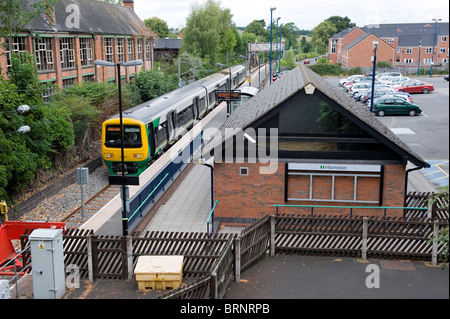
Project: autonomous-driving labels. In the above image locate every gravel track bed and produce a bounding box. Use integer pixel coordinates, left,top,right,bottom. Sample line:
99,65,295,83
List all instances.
18,167,110,223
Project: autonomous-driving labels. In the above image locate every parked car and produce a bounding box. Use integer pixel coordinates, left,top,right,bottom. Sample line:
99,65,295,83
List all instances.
303,59,310,64
372,97,422,117
339,75,363,87
376,72,402,78
363,88,396,103
395,81,434,94
444,74,449,81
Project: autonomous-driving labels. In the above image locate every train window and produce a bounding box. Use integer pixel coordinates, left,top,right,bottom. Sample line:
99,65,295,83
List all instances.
155,122,168,146
105,125,142,148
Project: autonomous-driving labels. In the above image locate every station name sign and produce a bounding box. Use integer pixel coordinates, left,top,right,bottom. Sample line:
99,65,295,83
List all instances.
288,163,382,173
216,90,241,102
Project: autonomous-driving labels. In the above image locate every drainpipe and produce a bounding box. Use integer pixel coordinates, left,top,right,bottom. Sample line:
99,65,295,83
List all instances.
404,163,430,208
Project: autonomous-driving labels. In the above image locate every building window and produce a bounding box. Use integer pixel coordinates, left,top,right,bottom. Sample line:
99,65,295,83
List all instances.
426,48,432,54
406,48,413,54
330,40,337,54
4,36,27,68
440,48,446,54
105,38,113,62
443,58,449,63
441,36,447,42
60,38,75,69
128,38,134,60
145,38,151,61
137,38,143,60
386,38,395,43
117,38,124,63
41,80,57,103
404,58,414,63
80,38,93,67
35,37,54,71
62,77,77,89
82,74,95,82
423,58,432,64
240,167,249,176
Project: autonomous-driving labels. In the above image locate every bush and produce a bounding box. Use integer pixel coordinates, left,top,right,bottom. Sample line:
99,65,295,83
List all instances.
308,63,344,76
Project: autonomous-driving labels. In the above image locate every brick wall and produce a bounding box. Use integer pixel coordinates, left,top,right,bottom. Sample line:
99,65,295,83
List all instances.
329,28,366,64
343,34,395,68
214,162,407,221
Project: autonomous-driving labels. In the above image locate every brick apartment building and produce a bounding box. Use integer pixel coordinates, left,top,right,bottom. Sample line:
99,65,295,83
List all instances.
0,0,156,99
329,22,449,68
201,65,428,224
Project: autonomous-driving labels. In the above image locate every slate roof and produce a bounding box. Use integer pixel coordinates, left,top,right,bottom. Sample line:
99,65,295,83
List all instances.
14,0,155,37
332,22,449,47
201,65,428,168
154,38,181,50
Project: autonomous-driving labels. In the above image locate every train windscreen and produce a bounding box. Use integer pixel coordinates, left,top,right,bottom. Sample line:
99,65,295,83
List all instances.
105,125,142,148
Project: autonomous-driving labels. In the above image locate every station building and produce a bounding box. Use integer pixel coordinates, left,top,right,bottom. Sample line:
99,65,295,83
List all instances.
201,65,429,224
0,0,155,98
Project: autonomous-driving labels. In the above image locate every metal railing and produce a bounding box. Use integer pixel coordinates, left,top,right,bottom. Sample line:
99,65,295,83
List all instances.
207,200,219,236
0,245,31,299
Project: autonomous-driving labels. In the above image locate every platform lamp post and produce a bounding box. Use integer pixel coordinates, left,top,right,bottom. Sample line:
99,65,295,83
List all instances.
275,17,280,74
369,41,378,114
417,41,422,76
94,59,143,236
430,18,442,78
269,7,276,84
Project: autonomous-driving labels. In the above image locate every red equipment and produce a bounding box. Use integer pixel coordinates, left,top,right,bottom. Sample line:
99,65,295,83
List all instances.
0,221,65,276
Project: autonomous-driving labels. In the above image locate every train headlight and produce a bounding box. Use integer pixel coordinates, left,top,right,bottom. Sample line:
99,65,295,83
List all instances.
133,153,143,159
105,153,114,158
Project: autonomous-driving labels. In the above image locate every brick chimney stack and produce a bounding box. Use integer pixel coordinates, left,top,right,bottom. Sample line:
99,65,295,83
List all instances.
123,0,134,11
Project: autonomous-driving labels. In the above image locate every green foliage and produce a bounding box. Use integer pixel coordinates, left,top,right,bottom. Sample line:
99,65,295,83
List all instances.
311,21,336,55
182,0,235,64
281,51,297,70
377,61,392,68
0,52,73,203
144,17,171,38
308,63,344,76
129,69,178,104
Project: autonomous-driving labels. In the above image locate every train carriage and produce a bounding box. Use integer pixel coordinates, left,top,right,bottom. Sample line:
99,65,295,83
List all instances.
102,65,246,176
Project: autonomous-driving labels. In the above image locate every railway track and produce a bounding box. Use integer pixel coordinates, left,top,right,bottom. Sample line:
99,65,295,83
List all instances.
61,184,121,228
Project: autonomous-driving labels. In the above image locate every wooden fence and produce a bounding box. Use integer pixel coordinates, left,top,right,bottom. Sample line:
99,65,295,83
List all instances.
405,191,449,220
41,211,449,299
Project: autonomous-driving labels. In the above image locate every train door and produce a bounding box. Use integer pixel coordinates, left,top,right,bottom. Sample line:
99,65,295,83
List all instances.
148,123,156,158
168,111,176,141
193,97,199,120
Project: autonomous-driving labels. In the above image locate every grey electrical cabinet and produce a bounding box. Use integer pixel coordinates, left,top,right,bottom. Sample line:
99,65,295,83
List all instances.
0,280,10,299
29,229,65,299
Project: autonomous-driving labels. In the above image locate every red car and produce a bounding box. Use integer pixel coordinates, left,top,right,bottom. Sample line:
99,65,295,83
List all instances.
303,59,310,65
395,81,434,94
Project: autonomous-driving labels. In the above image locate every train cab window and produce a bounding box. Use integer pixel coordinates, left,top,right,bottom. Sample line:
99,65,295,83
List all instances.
105,125,142,148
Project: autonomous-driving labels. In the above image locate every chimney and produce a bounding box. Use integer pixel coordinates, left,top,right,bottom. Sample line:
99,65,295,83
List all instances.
123,0,134,11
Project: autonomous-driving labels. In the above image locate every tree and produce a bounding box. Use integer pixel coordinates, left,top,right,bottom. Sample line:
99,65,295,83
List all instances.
244,20,269,40
144,17,171,39
182,0,235,65
311,21,337,55
325,16,356,34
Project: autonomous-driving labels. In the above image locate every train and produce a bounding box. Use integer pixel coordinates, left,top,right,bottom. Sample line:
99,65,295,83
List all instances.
102,64,247,176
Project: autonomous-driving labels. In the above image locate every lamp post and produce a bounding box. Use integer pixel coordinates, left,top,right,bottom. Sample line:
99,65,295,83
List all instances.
275,17,280,75
417,41,422,76
269,7,276,85
279,23,283,72
94,59,143,236
370,41,378,114
430,18,441,77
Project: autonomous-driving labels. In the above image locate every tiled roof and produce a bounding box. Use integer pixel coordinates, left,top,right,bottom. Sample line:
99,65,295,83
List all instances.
19,0,155,37
202,65,428,168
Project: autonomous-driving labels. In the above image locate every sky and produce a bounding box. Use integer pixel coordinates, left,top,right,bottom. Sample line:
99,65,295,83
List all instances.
132,0,449,31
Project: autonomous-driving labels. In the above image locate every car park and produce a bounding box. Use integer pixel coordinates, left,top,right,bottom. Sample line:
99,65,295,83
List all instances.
372,97,422,117
376,72,403,78
395,81,434,94
339,74,364,87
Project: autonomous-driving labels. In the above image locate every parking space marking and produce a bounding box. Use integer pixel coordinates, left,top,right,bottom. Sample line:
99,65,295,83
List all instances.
422,160,449,187
390,128,416,135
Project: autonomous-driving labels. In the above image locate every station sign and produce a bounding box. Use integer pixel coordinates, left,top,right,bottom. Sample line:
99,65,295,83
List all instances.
288,163,382,173
109,175,140,186
216,90,241,102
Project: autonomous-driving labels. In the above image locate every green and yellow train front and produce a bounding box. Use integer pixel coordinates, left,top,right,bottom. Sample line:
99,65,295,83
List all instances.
102,118,150,176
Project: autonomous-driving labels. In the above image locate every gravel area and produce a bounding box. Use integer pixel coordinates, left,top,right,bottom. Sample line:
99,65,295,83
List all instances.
18,166,110,223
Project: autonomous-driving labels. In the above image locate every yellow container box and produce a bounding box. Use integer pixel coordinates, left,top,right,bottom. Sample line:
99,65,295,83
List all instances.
134,255,184,290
